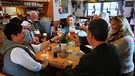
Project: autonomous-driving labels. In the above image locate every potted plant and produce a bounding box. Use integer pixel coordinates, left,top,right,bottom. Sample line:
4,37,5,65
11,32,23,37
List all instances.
60,35,70,44
59,35,70,58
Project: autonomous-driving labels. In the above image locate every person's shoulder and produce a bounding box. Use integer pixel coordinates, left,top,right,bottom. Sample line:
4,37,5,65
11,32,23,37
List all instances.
108,44,118,50
119,35,134,44
81,51,94,59
12,47,24,51
124,35,134,45
80,53,91,61
124,35,133,40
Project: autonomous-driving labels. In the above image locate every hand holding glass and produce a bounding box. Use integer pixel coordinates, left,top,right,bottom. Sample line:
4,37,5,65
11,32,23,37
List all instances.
57,28,63,36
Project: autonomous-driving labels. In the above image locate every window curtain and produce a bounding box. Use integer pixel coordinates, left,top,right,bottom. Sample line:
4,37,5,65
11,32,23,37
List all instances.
117,0,125,15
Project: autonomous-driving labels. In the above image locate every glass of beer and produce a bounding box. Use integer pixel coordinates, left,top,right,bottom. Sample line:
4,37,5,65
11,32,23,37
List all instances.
43,33,47,42
69,27,75,39
34,30,40,38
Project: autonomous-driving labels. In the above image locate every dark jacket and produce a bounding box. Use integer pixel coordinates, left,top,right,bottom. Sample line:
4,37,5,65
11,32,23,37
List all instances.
64,43,121,76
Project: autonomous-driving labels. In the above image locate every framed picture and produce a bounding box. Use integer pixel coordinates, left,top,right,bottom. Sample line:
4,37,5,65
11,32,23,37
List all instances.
61,0,68,13
125,1,134,7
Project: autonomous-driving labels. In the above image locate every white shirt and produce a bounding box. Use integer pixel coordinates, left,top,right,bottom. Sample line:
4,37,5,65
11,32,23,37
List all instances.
21,20,35,39
10,44,42,72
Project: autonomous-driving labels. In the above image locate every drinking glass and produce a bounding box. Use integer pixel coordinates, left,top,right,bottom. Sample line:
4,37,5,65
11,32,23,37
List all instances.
69,41,79,55
69,27,75,39
67,41,75,53
34,30,40,38
41,50,47,59
43,33,47,42
57,28,63,36
34,29,40,44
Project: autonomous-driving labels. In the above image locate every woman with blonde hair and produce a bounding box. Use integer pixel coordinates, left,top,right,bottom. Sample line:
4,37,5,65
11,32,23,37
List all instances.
106,16,134,76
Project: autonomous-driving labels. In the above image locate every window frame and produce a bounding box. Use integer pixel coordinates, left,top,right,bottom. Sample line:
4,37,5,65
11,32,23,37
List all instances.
87,1,118,16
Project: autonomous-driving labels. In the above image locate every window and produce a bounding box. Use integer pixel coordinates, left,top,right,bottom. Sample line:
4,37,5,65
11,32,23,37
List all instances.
88,3,101,15
88,2,118,16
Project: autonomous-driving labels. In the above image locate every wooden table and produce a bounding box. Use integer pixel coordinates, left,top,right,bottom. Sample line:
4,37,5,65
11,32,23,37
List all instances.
36,43,84,69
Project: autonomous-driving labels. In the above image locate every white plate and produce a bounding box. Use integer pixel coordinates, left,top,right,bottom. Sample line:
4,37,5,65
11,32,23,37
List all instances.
77,30,87,37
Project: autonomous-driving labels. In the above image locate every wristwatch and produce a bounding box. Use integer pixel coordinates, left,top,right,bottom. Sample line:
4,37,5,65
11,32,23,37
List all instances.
49,39,53,43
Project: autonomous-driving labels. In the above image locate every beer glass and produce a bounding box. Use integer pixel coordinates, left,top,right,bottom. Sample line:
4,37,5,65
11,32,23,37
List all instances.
69,27,75,39
34,30,40,38
43,33,47,42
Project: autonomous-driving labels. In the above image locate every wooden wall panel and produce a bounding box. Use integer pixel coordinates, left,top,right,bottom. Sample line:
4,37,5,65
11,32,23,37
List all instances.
46,0,53,21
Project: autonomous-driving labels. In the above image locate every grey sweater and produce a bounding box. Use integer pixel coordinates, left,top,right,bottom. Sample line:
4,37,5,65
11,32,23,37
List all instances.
109,35,134,74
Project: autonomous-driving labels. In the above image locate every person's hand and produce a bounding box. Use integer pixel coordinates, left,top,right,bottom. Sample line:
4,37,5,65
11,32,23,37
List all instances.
41,59,49,69
42,59,49,67
30,37,39,44
51,36,60,42
80,26,87,33
62,60,72,68
28,26,34,31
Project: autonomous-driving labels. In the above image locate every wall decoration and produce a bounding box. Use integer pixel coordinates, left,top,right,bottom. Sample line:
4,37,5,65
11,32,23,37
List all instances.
61,0,68,13
72,1,81,12
58,6,63,14
125,1,134,7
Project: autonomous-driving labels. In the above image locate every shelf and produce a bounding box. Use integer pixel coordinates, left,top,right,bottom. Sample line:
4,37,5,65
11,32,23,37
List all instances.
21,0,50,2
23,6,46,8
1,6,24,7
1,1,49,7
0,0,49,22
3,0,50,2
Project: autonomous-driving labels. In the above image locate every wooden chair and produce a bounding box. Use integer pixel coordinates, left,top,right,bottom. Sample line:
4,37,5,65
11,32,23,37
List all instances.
40,21,52,39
